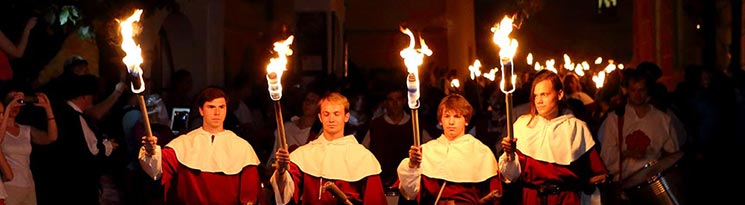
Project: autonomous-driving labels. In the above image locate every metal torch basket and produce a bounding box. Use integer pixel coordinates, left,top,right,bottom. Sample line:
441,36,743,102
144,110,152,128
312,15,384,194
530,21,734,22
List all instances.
621,152,687,205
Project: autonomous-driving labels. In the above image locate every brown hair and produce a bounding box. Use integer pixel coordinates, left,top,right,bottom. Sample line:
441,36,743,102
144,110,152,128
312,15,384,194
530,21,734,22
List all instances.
318,92,350,113
195,86,228,108
437,94,474,123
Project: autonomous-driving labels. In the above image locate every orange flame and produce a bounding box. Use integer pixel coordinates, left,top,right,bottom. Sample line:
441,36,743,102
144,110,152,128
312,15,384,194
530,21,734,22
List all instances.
399,27,432,109
468,59,482,80
399,27,432,75
266,35,295,101
491,16,519,94
593,71,606,88
491,16,519,61
119,9,145,93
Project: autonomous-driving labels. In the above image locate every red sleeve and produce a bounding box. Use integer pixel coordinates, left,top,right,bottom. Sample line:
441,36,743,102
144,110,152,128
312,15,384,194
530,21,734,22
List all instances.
516,150,528,173
239,165,264,205
487,176,503,205
588,149,608,175
161,147,179,198
362,175,388,205
288,162,304,204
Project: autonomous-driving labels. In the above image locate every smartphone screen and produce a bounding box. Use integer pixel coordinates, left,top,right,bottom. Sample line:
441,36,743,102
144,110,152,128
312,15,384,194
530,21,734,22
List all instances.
170,108,190,134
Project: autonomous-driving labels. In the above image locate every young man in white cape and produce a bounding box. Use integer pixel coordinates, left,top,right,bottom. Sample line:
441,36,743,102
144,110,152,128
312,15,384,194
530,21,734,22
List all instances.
271,92,387,205
397,94,503,205
139,87,264,204
500,70,608,205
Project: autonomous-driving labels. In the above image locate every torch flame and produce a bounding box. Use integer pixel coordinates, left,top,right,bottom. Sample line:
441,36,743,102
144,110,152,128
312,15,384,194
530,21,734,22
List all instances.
593,71,606,88
594,57,603,64
119,9,145,93
450,79,460,88
400,27,432,75
603,59,617,73
527,53,533,65
491,15,519,94
581,61,591,70
563,54,574,71
545,59,557,73
399,27,432,109
574,64,585,76
483,68,498,81
468,59,482,80
491,16,519,61
266,35,295,101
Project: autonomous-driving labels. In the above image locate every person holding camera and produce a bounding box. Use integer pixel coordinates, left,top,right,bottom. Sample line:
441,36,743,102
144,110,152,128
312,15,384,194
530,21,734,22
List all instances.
0,91,57,205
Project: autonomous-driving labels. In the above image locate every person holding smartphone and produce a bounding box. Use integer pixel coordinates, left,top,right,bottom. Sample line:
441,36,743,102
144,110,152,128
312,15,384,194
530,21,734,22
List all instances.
1,91,57,205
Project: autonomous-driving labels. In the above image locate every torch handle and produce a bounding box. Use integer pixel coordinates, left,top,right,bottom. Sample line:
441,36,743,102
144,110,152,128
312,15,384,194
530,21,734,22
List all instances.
273,101,289,173
505,93,514,161
323,181,354,205
137,94,155,156
411,109,420,147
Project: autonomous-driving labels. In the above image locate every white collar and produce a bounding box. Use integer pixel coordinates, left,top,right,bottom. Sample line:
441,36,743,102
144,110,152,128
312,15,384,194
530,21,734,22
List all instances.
166,128,260,174
420,134,498,182
514,114,595,165
290,135,381,181
67,101,83,113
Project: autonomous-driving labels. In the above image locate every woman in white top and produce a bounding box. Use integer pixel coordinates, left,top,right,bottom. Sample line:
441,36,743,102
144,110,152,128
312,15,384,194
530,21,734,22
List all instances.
1,91,57,205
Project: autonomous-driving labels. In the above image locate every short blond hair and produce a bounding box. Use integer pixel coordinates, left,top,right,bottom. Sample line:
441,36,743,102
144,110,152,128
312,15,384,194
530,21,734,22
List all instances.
318,92,350,113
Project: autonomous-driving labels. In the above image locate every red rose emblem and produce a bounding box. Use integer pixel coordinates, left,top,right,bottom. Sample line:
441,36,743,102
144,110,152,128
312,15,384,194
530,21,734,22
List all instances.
624,130,650,158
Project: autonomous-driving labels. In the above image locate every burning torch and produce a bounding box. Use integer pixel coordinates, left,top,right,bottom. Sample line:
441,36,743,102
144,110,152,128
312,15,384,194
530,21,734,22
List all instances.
399,27,432,150
119,9,154,155
492,15,519,161
266,35,295,173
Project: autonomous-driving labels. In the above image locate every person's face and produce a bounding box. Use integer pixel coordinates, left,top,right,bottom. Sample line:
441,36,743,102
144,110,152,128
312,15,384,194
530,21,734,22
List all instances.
627,79,649,106
384,91,405,115
439,109,467,139
302,93,320,116
199,97,227,129
318,101,349,136
533,79,563,119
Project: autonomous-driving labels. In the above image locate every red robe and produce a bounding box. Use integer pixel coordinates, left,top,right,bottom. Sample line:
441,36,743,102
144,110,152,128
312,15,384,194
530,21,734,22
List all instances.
161,147,264,204
512,149,606,205
397,134,502,205
271,135,387,205
418,175,502,205
283,162,387,205
502,114,608,205
139,128,264,205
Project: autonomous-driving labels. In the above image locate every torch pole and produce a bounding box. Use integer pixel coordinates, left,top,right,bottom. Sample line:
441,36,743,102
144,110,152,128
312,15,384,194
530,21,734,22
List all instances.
136,94,154,138
502,60,515,161
273,100,288,173
131,74,154,155
411,109,420,146
504,92,514,161
268,70,289,173
273,100,288,151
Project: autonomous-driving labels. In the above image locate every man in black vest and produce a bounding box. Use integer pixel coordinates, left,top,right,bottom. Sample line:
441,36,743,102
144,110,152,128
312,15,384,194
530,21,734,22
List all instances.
32,74,118,205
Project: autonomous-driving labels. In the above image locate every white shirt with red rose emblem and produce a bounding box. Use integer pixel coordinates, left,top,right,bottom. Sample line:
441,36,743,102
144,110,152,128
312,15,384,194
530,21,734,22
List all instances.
598,104,679,182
